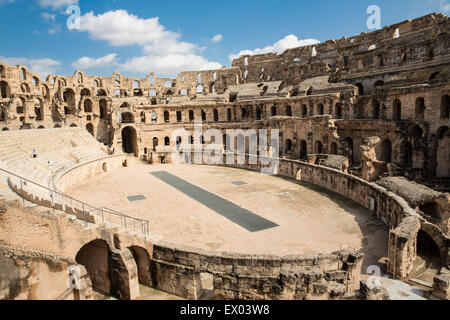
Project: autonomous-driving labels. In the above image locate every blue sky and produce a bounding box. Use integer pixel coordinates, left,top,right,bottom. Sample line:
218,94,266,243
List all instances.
0,0,448,78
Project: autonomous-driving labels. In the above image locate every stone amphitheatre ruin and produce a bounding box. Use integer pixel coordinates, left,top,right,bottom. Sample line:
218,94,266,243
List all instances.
0,13,449,300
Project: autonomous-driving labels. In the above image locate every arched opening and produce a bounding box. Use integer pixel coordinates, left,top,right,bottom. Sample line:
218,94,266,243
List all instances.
419,202,442,220
86,123,94,136
0,65,5,78
400,141,413,167
317,104,324,115
285,139,293,154
393,99,402,121
63,88,76,111
134,89,143,97
315,141,323,154
301,105,308,118
99,99,108,119
256,107,262,120
441,95,449,120
196,85,203,94
164,137,170,146
227,108,232,121
80,88,91,97
201,110,206,121
408,125,423,139
121,112,134,124
189,110,194,122
376,140,392,163
373,80,384,94
0,81,11,98
76,240,112,296
335,103,343,119
121,126,138,155
84,99,93,113
153,137,159,151
355,83,364,96
416,230,441,270
330,142,338,155
164,111,170,123
415,97,425,120
271,106,277,116
34,99,43,121
372,101,380,119
140,112,146,123
213,109,219,122
300,140,307,159
286,105,292,117
343,138,354,164
70,123,78,127
128,246,151,286
97,89,107,96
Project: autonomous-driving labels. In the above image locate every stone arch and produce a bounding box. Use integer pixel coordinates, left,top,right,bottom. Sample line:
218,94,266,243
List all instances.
335,103,343,118
128,246,151,286
393,99,402,121
80,88,91,97
97,89,107,96
0,64,5,77
441,95,449,120
121,112,134,124
285,139,293,154
164,110,170,123
408,125,423,139
301,105,308,118
286,105,292,117
121,126,138,156
86,123,94,136
84,99,93,113
415,97,425,120
0,81,11,98
271,105,277,116
75,240,112,296
164,136,170,146
153,137,159,151
99,99,108,119
300,140,307,159
416,226,447,269
400,141,413,167
330,142,338,155
376,140,392,163
315,141,323,154
355,83,364,95
63,88,76,111
317,104,324,115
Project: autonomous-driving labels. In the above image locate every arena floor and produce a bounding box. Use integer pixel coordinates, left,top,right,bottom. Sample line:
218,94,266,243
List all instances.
66,164,388,268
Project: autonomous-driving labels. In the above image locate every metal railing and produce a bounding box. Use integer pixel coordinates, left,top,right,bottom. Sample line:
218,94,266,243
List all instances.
0,166,150,236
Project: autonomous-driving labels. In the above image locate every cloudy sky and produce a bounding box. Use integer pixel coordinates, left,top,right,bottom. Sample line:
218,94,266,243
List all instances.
0,0,448,78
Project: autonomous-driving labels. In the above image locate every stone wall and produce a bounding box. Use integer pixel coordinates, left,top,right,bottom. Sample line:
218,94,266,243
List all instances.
0,244,93,300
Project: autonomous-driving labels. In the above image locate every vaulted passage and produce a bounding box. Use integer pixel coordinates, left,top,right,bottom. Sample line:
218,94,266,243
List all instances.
122,126,137,155
76,240,112,296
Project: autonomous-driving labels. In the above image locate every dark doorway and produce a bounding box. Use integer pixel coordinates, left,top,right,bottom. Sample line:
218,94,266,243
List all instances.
122,126,138,155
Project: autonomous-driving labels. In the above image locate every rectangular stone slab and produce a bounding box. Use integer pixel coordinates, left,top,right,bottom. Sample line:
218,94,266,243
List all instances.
150,171,278,233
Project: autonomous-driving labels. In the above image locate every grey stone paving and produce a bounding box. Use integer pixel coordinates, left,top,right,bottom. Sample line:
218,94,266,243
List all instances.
127,195,147,202
151,171,278,233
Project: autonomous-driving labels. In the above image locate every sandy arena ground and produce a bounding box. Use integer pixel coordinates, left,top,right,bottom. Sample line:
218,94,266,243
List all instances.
66,164,388,268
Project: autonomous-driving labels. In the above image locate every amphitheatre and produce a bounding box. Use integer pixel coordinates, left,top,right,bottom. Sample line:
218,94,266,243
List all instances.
0,12,449,301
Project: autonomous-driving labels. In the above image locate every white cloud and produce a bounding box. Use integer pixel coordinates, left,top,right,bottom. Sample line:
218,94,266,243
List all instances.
38,0,78,10
72,53,119,69
441,0,450,12
78,10,179,47
228,34,320,61
212,34,223,43
0,56,61,78
41,12,56,22
74,10,222,77
120,54,221,76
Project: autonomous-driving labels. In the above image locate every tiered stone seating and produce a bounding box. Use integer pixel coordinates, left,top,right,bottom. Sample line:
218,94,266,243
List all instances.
0,128,109,187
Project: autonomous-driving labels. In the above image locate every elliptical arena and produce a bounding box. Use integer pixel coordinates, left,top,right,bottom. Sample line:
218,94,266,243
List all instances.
0,13,449,300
